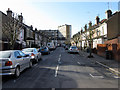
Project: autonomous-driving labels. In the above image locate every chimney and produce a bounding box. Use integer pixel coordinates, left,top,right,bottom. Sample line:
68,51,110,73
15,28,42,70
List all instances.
95,16,100,25
105,9,112,19
6,8,12,17
30,25,33,30
89,21,92,28
35,28,37,31
18,13,23,23
81,27,83,33
84,24,87,31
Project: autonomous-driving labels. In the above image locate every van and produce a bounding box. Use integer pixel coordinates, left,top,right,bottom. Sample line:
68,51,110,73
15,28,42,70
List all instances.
47,42,56,50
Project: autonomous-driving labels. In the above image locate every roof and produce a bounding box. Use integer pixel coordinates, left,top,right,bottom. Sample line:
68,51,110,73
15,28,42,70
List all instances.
99,19,107,24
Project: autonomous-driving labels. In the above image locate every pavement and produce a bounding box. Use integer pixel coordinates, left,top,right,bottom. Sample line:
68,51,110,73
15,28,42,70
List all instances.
79,50,120,77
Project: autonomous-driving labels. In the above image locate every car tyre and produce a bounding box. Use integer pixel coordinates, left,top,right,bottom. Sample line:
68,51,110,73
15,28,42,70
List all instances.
14,67,20,78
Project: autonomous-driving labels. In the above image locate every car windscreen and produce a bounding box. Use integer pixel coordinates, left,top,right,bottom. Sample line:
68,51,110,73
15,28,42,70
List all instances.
22,49,33,52
0,51,11,58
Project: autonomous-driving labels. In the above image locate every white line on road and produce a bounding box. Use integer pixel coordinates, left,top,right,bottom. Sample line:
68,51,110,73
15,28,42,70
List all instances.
114,76,120,78
52,88,55,90
55,65,59,77
58,58,60,62
77,62,81,65
89,73,104,78
33,64,38,67
54,54,62,77
59,54,61,58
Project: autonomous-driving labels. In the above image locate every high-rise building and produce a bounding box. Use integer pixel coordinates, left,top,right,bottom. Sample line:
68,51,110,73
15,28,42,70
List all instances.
58,24,72,40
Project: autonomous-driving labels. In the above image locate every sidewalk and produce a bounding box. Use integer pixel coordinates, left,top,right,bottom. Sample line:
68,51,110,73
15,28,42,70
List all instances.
79,50,120,76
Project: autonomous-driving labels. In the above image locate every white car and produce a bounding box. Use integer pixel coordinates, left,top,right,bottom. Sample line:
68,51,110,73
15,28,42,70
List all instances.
0,50,32,77
68,46,79,54
47,42,56,50
22,48,42,63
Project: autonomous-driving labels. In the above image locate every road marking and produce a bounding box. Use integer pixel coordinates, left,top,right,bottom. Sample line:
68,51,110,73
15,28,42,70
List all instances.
59,54,61,58
89,73,104,78
96,61,120,75
55,54,61,77
52,88,55,90
77,62,81,65
114,76,120,78
55,65,59,77
33,64,38,67
58,58,60,62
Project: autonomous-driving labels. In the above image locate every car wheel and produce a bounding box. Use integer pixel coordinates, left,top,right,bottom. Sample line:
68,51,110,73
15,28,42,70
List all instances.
14,67,20,78
29,60,33,68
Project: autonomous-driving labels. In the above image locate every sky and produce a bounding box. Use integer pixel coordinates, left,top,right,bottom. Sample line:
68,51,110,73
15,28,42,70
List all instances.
0,0,119,37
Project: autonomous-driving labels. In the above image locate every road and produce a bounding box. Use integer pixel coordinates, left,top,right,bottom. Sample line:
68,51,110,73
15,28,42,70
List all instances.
2,47,119,89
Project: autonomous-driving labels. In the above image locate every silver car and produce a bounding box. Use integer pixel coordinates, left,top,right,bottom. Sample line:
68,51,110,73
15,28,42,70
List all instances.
68,46,79,54
0,50,32,77
22,48,42,63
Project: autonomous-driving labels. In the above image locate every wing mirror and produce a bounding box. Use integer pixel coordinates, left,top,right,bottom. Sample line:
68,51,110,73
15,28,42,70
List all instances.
17,56,22,58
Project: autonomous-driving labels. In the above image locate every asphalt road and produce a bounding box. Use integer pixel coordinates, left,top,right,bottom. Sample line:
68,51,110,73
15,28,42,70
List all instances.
2,47,119,89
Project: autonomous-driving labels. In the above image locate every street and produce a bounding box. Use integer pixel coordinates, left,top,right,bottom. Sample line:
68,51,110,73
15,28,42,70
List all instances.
2,47,119,88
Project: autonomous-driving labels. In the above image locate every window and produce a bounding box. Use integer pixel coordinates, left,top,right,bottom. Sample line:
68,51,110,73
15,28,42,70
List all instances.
14,51,21,58
19,51,25,57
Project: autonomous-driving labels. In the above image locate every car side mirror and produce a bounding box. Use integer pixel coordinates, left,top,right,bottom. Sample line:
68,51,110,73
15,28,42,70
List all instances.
25,54,29,57
17,56,22,58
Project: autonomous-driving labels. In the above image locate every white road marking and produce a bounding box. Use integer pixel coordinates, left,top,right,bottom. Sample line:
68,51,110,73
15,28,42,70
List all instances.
77,62,81,65
55,54,61,77
96,61,120,75
89,73,104,78
59,54,61,58
55,65,59,77
33,64,38,67
114,76,120,78
58,58,60,62
52,88,55,90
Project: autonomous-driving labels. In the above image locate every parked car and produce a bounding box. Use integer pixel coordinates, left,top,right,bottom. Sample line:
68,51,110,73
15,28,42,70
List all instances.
0,50,32,77
38,46,50,55
68,46,79,54
47,42,56,50
22,48,42,63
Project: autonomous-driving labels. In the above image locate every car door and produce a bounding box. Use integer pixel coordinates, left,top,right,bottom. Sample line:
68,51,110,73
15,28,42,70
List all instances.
35,49,40,59
18,51,30,69
14,51,24,72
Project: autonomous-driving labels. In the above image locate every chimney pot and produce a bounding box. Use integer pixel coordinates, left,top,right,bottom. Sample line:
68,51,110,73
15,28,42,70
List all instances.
6,8,12,17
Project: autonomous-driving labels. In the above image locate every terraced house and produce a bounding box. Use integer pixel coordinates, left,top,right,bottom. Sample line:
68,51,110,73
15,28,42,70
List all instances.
0,8,42,50
72,9,120,61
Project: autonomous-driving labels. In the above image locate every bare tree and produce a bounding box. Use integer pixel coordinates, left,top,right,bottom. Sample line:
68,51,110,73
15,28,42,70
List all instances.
2,13,23,50
73,33,80,47
83,22,94,58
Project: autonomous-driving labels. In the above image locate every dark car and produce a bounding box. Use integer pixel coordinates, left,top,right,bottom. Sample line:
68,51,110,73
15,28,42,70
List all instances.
38,46,50,55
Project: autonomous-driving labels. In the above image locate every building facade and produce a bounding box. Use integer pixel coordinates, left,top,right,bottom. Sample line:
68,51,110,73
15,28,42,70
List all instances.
0,9,42,50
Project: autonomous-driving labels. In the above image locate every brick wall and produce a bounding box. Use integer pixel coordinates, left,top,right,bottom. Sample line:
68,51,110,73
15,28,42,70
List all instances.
97,44,107,58
97,37,120,62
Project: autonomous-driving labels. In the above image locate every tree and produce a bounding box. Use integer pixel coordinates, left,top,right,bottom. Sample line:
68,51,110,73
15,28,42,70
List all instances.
82,22,94,58
2,13,23,50
73,33,80,47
